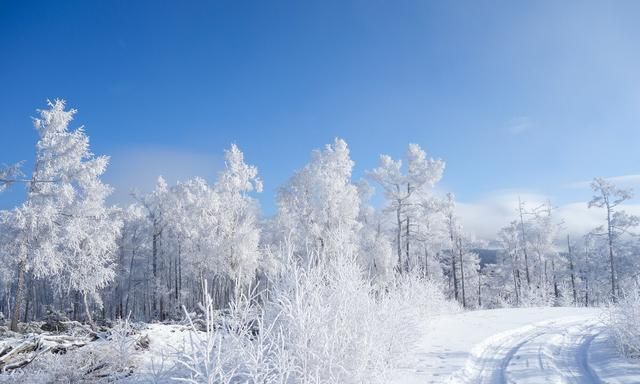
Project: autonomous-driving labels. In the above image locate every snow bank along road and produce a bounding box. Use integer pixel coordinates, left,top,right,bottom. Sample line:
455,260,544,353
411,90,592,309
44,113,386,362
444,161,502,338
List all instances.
392,307,640,384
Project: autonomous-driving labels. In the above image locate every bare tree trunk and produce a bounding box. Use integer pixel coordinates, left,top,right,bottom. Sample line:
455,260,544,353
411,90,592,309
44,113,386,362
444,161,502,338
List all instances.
124,248,135,318
512,250,521,305
606,203,617,303
405,215,410,273
477,271,482,308
513,267,520,305
23,274,31,323
173,243,182,304
396,197,403,274
567,235,577,305
544,260,548,289
551,259,559,300
584,243,590,307
458,237,466,308
405,183,411,273
451,237,458,302
518,197,531,288
10,262,26,332
83,293,95,330
424,245,429,278
152,226,159,316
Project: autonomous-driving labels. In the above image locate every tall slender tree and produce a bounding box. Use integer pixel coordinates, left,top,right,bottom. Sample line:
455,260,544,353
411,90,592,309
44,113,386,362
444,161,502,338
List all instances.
589,177,639,302
367,144,444,273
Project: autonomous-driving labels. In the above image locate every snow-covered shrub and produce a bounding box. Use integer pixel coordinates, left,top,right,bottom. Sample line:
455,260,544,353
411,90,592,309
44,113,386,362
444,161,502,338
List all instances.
175,254,455,383
518,284,556,308
175,282,240,383
107,315,138,371
266,257,397,383
608,288,640,358
387,269,460,318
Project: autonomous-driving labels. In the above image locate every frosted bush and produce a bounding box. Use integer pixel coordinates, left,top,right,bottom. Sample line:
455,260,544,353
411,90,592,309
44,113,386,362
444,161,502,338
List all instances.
608,288,640,358
107,315,138,372
267,257,394,383
387,269,461,318
175,283,237,384
175,255,456,383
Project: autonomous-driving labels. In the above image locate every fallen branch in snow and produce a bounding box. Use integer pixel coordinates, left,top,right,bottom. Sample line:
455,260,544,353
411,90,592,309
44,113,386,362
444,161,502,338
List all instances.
0,333,93,372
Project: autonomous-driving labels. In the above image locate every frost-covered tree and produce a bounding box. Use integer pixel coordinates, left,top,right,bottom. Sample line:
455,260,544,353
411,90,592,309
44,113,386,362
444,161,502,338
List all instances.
442,194,480,308
166,177,218,310
367,144,444,273
215,144,262,284
497,221,524,306
413,196,448,280
356,181,394,285
517,197,532,288
215,144,263,286
135,176,170,319
588,177,639,302
123,144,263,316
276,138,361,267
0,162,25,192
112,204,149,319
1,100,118,331
527,202,561,303
54,160,122,327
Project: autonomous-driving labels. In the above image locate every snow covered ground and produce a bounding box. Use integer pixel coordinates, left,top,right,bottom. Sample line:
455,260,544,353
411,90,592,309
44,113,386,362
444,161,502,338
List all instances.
392,307,640,384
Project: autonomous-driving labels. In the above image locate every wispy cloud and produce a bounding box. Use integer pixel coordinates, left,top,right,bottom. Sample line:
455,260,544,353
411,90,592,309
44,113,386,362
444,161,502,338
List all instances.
505,116,531,135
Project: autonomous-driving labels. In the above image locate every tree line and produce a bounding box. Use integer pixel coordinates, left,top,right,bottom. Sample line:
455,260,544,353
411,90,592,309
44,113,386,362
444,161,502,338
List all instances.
0,100,637,331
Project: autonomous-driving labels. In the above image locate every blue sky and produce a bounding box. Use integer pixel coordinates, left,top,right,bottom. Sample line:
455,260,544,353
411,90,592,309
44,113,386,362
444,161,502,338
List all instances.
2,1,640,237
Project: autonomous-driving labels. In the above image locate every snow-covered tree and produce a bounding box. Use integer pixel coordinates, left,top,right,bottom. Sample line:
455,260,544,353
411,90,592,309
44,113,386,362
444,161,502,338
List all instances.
214,144,263,286
0,162,25,192
356,181,394,285
367,144,444,273
496,221,524,306
442,194,480,308
276,138,361,267
588,177,639,302
2,100,118,330
54,158,122,327
135,176,171,319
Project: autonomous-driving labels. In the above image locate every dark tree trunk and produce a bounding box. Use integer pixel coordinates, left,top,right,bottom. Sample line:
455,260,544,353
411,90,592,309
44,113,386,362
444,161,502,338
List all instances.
10,262,26,332
458,237,466,308
404,183,411,273
518,197,531,288
567,235,577,305
396,197,402,274
477,271,482,308
606,203,617,303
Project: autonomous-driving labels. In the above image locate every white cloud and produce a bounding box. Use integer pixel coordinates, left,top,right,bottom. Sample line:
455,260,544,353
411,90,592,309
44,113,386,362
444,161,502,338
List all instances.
456,190,640,241
456,191,547,240
103,146,221,206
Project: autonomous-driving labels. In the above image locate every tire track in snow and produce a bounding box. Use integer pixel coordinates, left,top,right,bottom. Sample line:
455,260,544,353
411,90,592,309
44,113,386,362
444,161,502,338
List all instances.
448,316,603,384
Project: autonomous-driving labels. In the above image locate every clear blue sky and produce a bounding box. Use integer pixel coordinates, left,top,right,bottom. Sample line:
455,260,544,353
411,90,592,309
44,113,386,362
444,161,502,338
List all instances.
2,1,640,224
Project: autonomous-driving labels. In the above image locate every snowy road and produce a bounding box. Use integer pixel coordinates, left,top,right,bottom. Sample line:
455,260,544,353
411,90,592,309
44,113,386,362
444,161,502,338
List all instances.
450,316,603,383
391,308,640,384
